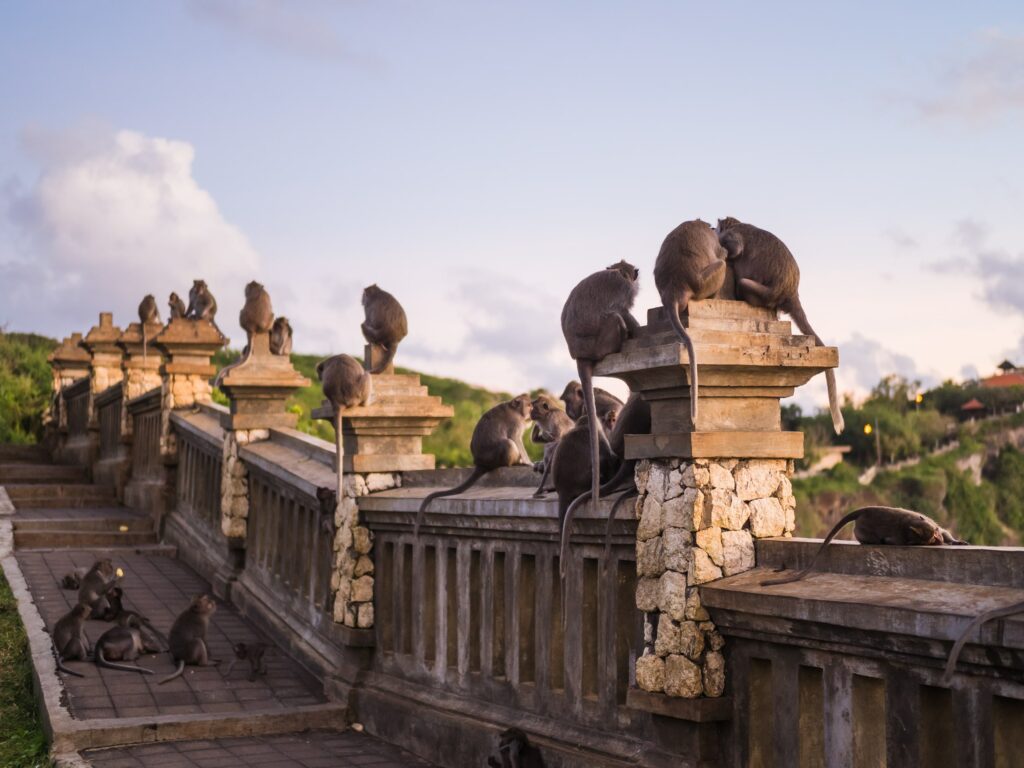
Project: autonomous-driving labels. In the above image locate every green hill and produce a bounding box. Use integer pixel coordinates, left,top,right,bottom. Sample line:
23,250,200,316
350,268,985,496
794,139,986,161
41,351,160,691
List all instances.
0,331,57,444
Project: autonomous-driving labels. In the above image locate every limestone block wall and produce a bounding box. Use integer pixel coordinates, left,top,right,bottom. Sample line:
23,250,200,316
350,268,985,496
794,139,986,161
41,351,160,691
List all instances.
633,457,796,698
219,428,269,539
159,374,212,455
331,471,400,629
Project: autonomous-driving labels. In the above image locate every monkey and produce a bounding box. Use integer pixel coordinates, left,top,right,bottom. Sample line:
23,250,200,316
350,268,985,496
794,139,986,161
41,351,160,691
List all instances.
168,292,187,320
943,599,1024,684
159,594,220,684
102,587,167,649
317,354,374,514
52,603,92,677
761,506,967,587
185,279,218,322
269,316,293,356
486,727,547,768
361,284,408,374
654,219,728,423
225,641,269,682
559,381,624,424
60,567,87,590
77,559,120,619
559,393,653,565
214,281,275,387
529,394,575,498
317,486,338,536
415,395,534,535
718,217,844,434
93,616,158,675
560,260,640,509
138,293,161,360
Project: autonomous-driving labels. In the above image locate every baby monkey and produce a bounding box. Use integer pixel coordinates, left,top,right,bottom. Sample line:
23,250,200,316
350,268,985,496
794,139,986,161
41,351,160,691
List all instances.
168,292,187,320
226,641,269,682
529,394,575,498
486,727,547,768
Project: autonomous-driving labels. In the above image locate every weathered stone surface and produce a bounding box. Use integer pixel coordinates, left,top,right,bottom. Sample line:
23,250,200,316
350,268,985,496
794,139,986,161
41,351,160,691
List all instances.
785,505,796,535
703,651,726,697
354,555,374,578
707,630,725,651
721,529,756,576
645,462,669,503
365,472,398,492
695,526,723,566
654,615,681,656
662,528,692,573
636,536,664,577
636,578,660,612
637,496,664,541
690,548,723,585
707,489,749,531
678,620,705,660
684,588,709,621
663,488,700,531
748,497,786,538
351,575,374,602
680,463,711,489
352,526,373,555
635,461,651,495
657,571,687,621
664,654,703,698
734,461,782,500
708,462,735,490
357,602,374,628
636,654,665,693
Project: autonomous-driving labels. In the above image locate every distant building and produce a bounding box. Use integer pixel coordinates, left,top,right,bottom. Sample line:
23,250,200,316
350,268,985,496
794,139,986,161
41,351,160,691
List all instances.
997,359,1019,373
981,359,1024,389
960,398,986,421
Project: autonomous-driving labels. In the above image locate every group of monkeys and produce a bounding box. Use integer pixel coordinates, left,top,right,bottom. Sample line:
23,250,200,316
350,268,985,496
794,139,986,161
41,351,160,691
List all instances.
52,558,267,683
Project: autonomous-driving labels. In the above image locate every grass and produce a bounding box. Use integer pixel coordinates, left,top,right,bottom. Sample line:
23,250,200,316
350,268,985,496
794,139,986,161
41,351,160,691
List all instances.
0,569,49,767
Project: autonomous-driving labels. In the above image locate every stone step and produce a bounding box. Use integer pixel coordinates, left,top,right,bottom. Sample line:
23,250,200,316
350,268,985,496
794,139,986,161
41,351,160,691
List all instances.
0,463,89,484
13,529,160,549
13,512,153,533
5,483,117,501
0,443,50,463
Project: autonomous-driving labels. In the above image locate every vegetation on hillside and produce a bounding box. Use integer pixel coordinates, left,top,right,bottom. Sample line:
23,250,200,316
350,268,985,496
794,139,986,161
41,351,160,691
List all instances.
0,331,57,444
0,571,49,767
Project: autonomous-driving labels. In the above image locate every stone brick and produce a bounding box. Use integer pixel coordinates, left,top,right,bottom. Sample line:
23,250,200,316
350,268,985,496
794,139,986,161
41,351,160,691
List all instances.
695,526,723,566
681,463,711,489
636,536,664,577
734,461,782,501
636,578,660,612
684,588,709,621
703,651,726,697
663,488,700,531
708,462,735,490
354,555,374,577
654,615,681,656
657,571,687,621
678,620,705,660
707,630,726,651
664,654,703,698
365,473,397,492
351,575,374,602
634,461,651,495
748,497,786,538
343,474,368,498
637,496,664,541
357,602,375,628
662,527,692,573
707,489,749,530
635,654,665,693
352,526,373,554
646,462,670,503
721,529,756,575
690,548,722,585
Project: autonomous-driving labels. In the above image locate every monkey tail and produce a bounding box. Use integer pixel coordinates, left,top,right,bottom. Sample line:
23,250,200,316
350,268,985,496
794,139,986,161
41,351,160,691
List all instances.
760,508,865,586
559,460,636,578
369,344,397,375
943,599,1024,684
577,360,602,509
97,650,154,675
603,488,639,568
787,298,844,435
56,655,85,678
665,298,699,424
158,660,186,685
414,467,488,537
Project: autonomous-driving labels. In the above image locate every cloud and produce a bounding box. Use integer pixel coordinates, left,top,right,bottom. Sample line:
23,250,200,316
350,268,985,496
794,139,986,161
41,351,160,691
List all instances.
916,30,1024,122
0,126,259,338
883,228,919,249
933,218,1024,315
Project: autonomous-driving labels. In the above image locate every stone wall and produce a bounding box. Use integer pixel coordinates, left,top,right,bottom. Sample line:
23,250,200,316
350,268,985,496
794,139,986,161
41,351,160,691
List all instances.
159,373,212,456
219,429,269,539
331,471,400,629
633,457,796,698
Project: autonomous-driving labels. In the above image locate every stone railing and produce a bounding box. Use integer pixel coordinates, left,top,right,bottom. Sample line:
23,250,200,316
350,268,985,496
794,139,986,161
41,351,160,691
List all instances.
59,377,93,467
122,389,165,515
93,383,129,493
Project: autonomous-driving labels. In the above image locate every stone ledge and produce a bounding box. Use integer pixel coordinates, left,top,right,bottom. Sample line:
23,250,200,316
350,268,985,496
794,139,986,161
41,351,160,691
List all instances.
626,431,804,460
626,688,731,722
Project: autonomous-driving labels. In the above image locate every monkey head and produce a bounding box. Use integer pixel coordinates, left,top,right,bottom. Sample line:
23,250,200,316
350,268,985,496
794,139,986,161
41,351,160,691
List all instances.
509,394,532,420
362,284,381,307
316,486,338,516
602,407,618,433
244,280,265,300
606,260,639,283
530,394,563,423
189,594,218,617
717,216,741,232
70,603,91,620
192,279,207,292
92,559,115,578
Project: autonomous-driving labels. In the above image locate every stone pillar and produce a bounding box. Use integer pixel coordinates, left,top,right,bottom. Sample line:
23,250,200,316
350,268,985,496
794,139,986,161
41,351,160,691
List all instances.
117,319,164,437
596,300,837,704
152,317,227,460
45,333,90,433
313,367,453,630
217,331,309,541
80,312,125,427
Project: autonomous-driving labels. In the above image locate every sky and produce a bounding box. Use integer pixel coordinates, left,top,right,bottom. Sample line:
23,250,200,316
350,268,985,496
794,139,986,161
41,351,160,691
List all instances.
1,1,1023,411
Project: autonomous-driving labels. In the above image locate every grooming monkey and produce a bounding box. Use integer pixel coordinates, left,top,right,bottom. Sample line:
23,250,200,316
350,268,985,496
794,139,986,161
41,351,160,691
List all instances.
530,394,575,497
138,294,161,360
160,594,220,684
77,559,120,619
486,727,547,768
559,381,624,424
944,599,1024,683
226,641,269,681
416,395,534,535
654,219,728,423
560,261,641,509
102,587,167,649
270,317,293,356
94,616,158,675
185,279,218,322
361,284,408,374
168,292,187,320
52,603,92,677
761,506,967,587
717,217,844,433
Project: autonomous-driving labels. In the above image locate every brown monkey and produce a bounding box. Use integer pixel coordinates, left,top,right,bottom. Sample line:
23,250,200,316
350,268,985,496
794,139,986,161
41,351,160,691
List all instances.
559,381,624,423
655,219,728,423
560,260,640,508
94,617,157,675
317,354,374,506
225,641,269,681
486,727,547,768
214,281,275,386
415,395,534,535
52,603,92,677
138,293,161,360
269,316,293,356
361,284,408,374
718,217,844,433
560,393,652,562
530,394,575,497
77,559,120,618
761,506,967,587
185,279,218,322
60,568,87,590
168,292,187,320
159,594,220,684
104,587,167,649
943,599,1024,683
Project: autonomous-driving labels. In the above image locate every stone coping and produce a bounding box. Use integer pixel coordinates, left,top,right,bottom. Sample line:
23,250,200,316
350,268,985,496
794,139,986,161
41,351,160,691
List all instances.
701,567,1024,651
756,537,1024,588
239,440,335,502
125,388,161,412
63,377,91,400
171,410,226,451
93,383,124,409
